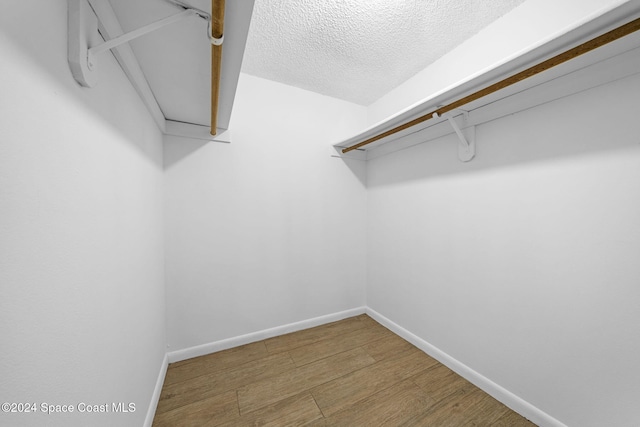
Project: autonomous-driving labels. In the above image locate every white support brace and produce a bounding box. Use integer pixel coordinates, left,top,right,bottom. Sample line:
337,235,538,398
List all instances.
68,0,101,87
68,0,211,88
433,111,476,162
87,9,197,68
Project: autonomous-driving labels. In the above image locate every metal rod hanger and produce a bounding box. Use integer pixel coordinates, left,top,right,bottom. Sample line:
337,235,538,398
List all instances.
89,9,197,58
433,111,475,162
88,0,217,63
342,16,640,154
79,0,225,137
170,0,224,45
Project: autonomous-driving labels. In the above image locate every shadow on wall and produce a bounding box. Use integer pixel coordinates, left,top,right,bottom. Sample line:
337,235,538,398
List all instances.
367,73,640,188
163,128,368,188
163,137,209,170
332,157,367,188
0,2,162,168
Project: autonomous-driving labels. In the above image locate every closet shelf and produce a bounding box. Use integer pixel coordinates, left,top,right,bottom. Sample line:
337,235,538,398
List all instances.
331,4,640,162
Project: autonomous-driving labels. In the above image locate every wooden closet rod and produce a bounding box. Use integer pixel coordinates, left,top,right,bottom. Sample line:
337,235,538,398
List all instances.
210,0,225,136
342,16,640,154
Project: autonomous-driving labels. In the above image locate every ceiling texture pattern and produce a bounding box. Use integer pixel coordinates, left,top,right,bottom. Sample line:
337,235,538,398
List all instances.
242,0,527,105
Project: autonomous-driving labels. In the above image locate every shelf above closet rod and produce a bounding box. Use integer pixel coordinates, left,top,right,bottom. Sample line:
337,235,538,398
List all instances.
341,15,640,155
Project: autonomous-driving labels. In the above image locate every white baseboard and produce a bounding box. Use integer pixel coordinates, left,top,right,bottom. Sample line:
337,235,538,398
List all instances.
143,352,168,427
167,306,367,363
365,307,566,427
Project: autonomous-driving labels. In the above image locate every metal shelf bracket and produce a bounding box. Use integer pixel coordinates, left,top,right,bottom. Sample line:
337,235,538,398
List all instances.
68,0,209,88
433,110,476,162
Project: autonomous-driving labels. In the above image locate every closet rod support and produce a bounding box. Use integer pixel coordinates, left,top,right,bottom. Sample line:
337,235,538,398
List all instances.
433,112,475,162
68,0,211,87
87,9,197,70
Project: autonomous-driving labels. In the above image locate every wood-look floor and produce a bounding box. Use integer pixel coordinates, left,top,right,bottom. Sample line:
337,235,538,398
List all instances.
153,315,537,426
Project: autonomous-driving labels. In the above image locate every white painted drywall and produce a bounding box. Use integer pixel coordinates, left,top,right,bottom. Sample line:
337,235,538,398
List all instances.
0,2,166,426
164,74,368,351
367,0,630,125
366,71,640,426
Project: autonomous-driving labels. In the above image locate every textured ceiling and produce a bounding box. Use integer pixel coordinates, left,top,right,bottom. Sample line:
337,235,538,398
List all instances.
241,0,527,105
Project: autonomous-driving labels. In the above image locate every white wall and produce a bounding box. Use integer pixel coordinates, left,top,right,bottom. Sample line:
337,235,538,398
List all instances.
164,74,367,352
0,2,165,426
367,0,629,125
3,2,637,426
366,70,640,426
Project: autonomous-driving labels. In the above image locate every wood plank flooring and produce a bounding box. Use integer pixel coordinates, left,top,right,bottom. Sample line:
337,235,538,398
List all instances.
153,315,537,426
